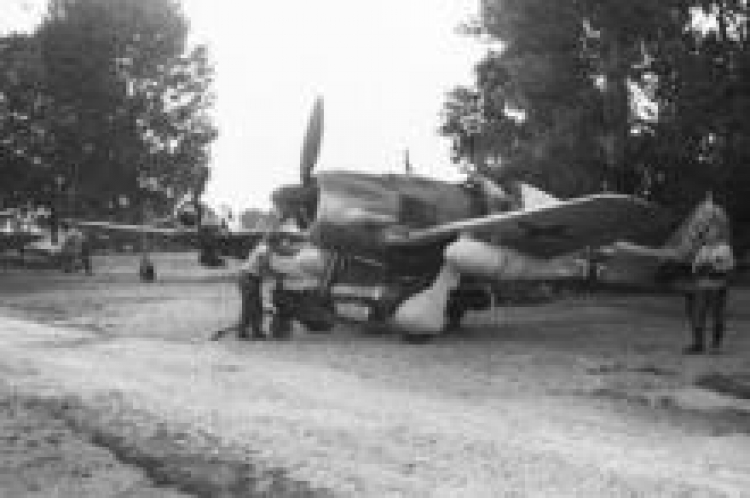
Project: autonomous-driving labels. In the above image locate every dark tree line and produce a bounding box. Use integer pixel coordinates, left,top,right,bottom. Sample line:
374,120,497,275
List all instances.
0,0,215,221
441,0,750,251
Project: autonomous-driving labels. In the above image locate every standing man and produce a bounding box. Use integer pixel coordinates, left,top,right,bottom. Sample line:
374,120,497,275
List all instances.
683,196,735,354
60,223,84,273
609,191,736,354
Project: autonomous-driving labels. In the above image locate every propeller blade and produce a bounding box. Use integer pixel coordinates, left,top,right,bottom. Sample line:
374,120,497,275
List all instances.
300,96,324,185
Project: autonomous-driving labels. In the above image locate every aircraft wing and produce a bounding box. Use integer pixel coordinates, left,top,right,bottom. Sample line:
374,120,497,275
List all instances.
71,220,190,237
388,194,669,259
71,220,303,259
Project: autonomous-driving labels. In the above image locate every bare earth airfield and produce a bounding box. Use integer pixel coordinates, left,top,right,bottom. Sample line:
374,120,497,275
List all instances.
1,252,749,497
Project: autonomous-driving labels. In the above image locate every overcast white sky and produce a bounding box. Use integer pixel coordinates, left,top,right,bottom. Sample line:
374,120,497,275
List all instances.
3,0,484,211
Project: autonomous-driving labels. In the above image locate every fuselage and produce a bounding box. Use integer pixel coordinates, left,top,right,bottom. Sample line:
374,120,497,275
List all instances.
305,170,518,287
265,171,586,336
309,171,477,259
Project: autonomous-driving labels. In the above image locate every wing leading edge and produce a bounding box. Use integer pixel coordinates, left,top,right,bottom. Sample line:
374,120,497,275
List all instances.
386,194,669,259
70,220,303,260
71,220,188,237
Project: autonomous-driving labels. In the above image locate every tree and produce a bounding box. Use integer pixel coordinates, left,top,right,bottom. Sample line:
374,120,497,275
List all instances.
442,0,694,197
645,1,750,223
442,1,608,196
0,33,58,208
37,0,216,219
444,1,750,254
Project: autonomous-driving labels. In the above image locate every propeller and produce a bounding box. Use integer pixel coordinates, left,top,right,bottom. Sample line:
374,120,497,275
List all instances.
300,96,324,186
271,96,324,229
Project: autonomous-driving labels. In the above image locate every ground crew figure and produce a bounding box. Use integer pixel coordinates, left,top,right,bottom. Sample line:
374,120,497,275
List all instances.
683,194,735,354
61,225,85,273
139,253,156,282
80,231,93,275
57,223,71,272
236,239,272,340
608,191,737,354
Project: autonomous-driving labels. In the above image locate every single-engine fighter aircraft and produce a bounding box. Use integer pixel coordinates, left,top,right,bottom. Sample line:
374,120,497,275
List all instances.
198,97,669,341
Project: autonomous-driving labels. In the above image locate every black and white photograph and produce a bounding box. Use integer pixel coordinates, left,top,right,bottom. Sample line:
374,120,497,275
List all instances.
1,0,749,496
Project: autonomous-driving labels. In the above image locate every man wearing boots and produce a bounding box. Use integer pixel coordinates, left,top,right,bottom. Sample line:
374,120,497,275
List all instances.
236,238,272,340
684,214,735,354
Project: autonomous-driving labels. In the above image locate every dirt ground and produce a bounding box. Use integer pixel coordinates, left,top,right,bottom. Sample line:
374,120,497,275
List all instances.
1,252,749,497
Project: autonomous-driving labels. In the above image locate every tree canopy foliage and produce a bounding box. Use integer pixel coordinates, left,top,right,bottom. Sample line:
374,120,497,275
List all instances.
0,33,54,207
0,0,216,220
441,0,750,248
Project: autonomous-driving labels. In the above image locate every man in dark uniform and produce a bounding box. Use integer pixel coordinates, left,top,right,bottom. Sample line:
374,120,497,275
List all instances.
236,238,272,340
608,192,736,354
60,223,82,273
683,196,735,354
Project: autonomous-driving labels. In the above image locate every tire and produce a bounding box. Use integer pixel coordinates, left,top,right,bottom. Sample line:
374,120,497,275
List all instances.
445,296,466,332
270,314,292,339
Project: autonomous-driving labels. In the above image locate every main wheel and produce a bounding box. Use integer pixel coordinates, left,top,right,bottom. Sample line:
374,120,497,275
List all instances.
445,296,466,332
270,313,292,339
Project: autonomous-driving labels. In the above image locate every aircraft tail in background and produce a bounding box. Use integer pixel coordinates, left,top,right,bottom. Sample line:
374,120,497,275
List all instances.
599,195,732,286
662,194,731,261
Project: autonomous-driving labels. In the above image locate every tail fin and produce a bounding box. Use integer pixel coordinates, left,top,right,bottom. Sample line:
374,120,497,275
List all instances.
599,196,730,286
664,196,730,261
